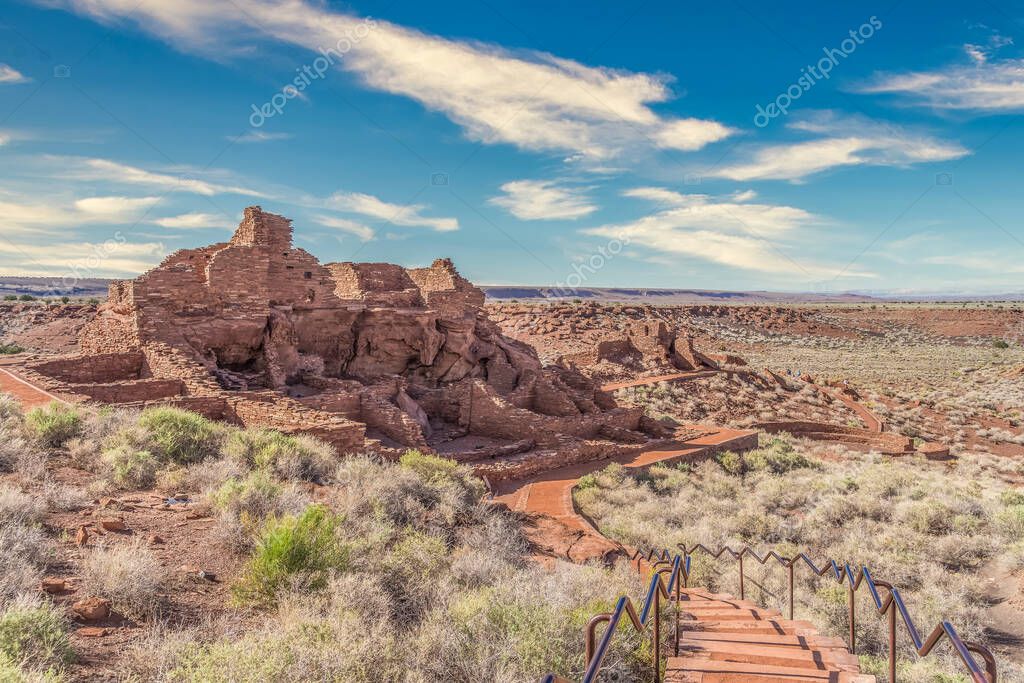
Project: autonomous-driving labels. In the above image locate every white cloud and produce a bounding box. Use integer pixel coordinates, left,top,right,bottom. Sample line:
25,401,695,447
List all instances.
152,212,234,229
711,113,967,182
0,193,163,234
227,130,293,143
326,191,458,232
860,55,1024,111
313,214,375,241
49,0,733,162
0,240,166,277
489,180,597,220
0,133,9,146
0,64,30,84
69,158,262,196
74,196,161,219
584,188,875,280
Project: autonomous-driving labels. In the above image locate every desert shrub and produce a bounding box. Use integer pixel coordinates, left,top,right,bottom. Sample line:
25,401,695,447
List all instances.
81,541,166,620
100,445,159,489
232,504,348,607
1000,489,1024,506
210,470,308,550
714,450,745,475
0,597,72,674
744,438,813,474
0,485,50,604
996,505,1024,540
222,429,335,481
136,407,224,466
25,404,82,448
0,344,24,355
399,449,460,484
993,339,1010,349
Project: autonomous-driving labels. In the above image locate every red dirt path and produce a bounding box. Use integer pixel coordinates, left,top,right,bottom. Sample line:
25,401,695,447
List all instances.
0,367,63,408
493,426,758,563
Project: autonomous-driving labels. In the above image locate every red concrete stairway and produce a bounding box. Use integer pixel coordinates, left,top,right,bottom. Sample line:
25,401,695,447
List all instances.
668,587,873,682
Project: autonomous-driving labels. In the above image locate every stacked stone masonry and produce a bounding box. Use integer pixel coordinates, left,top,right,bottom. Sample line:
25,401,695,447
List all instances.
15,206,680,479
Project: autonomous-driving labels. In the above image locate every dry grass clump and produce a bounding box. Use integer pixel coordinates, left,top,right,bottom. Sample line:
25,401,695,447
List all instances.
0,484,51,605
125,453,647,682
81,541,167,620
576,438,1024,682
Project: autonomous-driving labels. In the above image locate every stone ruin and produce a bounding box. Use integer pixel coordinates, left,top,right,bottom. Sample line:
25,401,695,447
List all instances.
15,207,682,482
558,320,745,375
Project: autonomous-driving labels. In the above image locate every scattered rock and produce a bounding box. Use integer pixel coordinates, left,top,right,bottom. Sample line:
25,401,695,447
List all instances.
147,534,165,546
76,627,110,638
74,526,89,547
72,597,111,621
40,577,67,594
98,518,127,532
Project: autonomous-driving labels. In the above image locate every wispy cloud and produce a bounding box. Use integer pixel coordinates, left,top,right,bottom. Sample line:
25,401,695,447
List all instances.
49,0,733,163
152,211,235,229
0,194,161,234
0,240,166,277
313,214,375,241
859,51,1024,112
226,130,293,144
67,158,263,197
489,180,597,220
0,64,30,84
326,191,458,232
583,187,875,280
710,112,967,182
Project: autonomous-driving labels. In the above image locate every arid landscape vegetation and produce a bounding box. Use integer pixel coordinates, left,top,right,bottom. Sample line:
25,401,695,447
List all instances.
1,242,1023,680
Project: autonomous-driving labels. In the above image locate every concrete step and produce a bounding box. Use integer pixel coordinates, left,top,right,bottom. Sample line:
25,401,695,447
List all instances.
665,657,876,682
676,639,860,671
679,618,821,636
679,631,849,651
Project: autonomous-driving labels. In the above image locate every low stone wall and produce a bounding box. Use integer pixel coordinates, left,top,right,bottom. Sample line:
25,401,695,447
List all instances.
227,392,365,453
27,351,143,384
68,379,185,403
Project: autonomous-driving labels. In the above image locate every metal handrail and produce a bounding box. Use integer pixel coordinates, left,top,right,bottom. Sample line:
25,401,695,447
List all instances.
678,543,998,683
539,550,685,683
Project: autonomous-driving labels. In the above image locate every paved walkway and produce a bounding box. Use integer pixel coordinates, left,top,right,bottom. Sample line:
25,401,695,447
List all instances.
0,368,62,408
493,426,758,563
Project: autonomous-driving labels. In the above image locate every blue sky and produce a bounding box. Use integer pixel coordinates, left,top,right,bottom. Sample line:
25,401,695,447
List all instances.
0,0,1022,293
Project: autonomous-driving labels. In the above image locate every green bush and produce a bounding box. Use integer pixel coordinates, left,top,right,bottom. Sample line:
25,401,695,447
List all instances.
101,445,159,489
993,339,1010,349
2,295,16,301
222,429,335,481
714,450,745,476
18,295,34,302
745,438,813,474
136,407,223,466
996,505,1024,540
0,344,24,355
1000,489,1024,507
0,600,72,673
399,449,459,484
232,504,348,606
25,403,82,448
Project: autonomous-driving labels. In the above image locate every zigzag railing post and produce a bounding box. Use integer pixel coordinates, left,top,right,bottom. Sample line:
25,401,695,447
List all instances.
738,553,745,600
849,582,856,654
888,598,897,682
787,561,795,621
